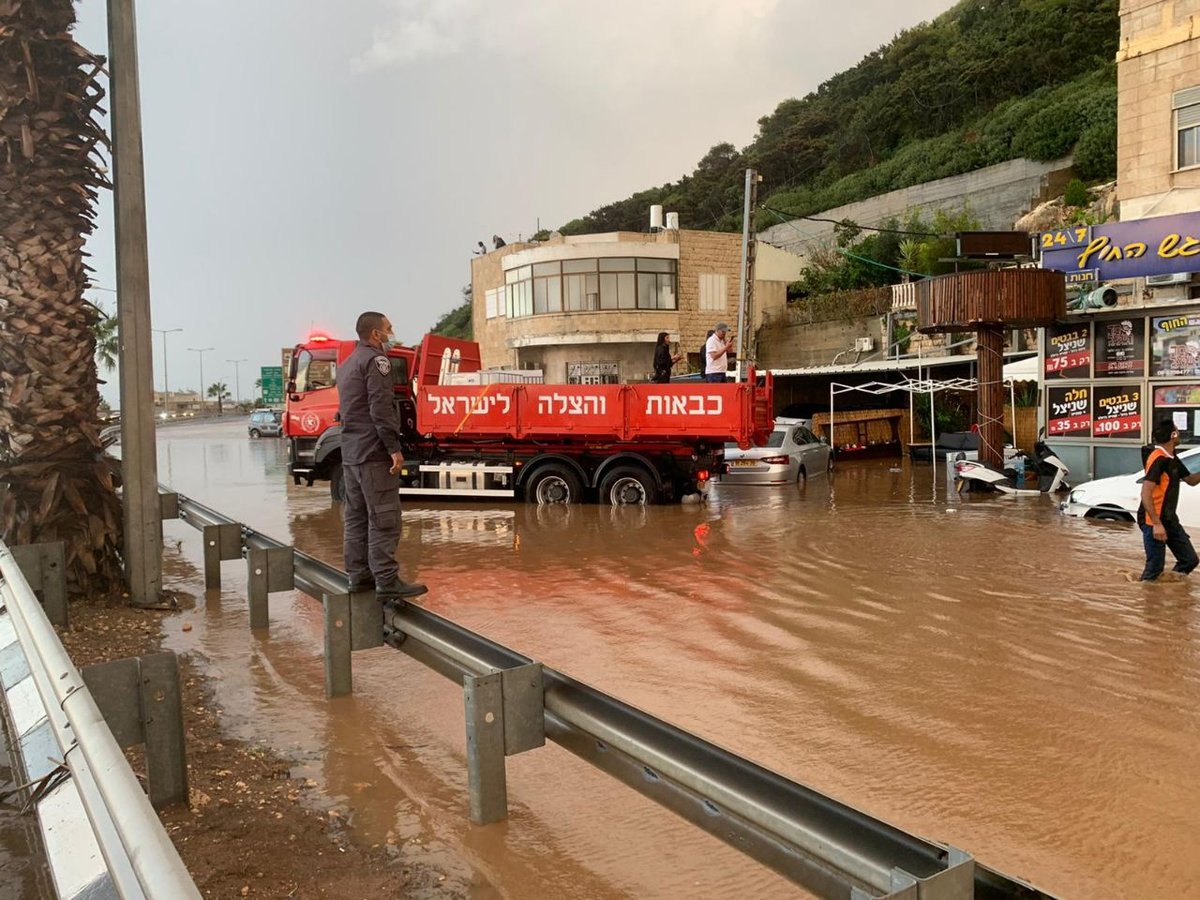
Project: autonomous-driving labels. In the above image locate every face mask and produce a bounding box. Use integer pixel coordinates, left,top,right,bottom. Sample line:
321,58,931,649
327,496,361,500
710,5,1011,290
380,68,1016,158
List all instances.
377,331,395,351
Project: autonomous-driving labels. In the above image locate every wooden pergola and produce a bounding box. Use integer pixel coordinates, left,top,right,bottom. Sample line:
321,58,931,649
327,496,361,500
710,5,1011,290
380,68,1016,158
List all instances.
916,269,1065,469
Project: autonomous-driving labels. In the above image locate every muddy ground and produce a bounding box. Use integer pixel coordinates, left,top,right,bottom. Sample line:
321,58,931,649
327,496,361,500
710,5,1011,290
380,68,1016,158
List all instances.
58,589,462,900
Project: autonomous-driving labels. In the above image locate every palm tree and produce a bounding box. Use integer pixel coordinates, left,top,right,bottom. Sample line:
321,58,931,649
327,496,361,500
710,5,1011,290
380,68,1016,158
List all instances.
0,2,123,590
207,382,231,416
93,303,119,373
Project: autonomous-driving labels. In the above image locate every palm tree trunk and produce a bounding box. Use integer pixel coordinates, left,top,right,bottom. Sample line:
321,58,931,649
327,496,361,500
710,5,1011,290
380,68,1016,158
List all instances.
0,1,124,591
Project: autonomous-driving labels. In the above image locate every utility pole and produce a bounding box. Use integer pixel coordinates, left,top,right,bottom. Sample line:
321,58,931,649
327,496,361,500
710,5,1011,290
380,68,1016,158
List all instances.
227,358,247,409
108,0,161,606
188,347,213,415
151,327,181,408
735,168,762,381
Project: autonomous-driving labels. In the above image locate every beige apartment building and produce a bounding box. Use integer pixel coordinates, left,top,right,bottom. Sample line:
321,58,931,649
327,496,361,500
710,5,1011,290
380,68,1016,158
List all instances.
469,228,803,383
1118,0,1200,217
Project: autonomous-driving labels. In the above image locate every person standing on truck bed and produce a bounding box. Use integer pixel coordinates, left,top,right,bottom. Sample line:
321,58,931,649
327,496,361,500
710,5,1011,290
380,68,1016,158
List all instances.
651,331,682,383
704,322,736,384
338,312,427,601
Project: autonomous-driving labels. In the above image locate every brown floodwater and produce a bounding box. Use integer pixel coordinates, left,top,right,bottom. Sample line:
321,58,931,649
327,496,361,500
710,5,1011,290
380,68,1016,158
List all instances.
150,419,1200,899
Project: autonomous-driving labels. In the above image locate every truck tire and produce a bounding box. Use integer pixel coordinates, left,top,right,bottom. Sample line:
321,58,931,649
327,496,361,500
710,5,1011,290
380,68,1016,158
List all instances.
330,461,346,504
526,463,583,504
599,466,656,506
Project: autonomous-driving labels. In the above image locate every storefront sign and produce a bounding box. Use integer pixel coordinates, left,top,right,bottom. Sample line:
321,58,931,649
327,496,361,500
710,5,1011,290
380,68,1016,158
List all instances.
1044,323,1091,379
1151,315,1200,376
1047,385,1091,436
1041,212,1200,280
1092,386,1142,439
1094,319,1145,377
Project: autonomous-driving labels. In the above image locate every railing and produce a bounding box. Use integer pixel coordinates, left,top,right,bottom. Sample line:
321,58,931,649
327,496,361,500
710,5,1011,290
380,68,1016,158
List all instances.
0,540,201,900
167,488,1055,900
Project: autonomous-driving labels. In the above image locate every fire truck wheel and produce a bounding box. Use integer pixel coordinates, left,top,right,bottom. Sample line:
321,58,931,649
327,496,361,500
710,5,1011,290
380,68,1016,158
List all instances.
329,461,346,503
526,463,582,504
599,466,655,506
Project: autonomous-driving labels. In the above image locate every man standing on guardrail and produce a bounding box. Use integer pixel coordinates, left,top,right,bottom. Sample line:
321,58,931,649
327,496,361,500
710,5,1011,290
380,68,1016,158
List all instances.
338,312,427,601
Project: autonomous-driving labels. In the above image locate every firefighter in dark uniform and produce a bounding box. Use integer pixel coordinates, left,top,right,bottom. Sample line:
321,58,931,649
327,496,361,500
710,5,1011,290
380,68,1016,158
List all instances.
339,311,426,600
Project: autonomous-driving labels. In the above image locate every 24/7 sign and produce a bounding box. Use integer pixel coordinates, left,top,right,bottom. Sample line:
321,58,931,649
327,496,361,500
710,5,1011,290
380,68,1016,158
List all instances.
1041,212,1200,280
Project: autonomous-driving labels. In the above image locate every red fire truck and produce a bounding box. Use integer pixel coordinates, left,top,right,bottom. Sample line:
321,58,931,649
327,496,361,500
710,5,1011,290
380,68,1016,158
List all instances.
284,333,772,504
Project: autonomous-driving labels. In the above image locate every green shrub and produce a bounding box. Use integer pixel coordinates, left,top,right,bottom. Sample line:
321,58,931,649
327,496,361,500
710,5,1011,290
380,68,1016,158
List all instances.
1064,178,1091,207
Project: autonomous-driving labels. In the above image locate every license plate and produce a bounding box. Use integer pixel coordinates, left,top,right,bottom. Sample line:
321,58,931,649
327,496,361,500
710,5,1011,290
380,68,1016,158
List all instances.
731,460,759,468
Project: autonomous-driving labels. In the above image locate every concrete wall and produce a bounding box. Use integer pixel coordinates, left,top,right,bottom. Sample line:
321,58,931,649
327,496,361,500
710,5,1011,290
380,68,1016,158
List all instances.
758,318,882,370
759,156,1075,259
1117,0,1200,217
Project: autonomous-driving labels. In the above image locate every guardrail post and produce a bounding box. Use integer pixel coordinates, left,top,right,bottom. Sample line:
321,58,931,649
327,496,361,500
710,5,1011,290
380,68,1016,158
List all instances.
464,671,506,825
201,523,242,590
852,847,974,900
462,662,545,825
81,651,188,809
246,546,295,631
322,593,352,698
350,591,384,650
10,542,67,628
159,492,179,521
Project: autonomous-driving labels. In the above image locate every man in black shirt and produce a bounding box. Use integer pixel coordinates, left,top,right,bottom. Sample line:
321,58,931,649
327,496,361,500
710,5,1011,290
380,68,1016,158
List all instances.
1138,418,1200,581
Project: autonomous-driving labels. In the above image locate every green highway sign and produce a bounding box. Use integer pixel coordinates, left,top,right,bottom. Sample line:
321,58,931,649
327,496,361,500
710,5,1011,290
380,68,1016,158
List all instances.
261,366,284,405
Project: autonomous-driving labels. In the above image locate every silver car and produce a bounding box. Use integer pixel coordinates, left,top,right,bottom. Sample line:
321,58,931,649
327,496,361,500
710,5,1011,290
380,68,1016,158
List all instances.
248,409,283,438
721,417,833,485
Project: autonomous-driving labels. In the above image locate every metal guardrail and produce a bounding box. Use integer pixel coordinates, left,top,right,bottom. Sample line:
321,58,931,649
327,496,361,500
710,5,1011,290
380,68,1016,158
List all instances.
0,540,201,900
168,488,1054,900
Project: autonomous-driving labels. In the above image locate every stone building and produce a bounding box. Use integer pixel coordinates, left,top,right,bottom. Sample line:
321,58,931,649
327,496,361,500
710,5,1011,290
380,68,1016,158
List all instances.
469,229,803,383
1117,0,1200,218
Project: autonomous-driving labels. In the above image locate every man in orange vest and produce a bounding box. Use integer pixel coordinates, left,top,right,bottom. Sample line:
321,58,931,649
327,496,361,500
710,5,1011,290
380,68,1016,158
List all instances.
1138,418,1200,581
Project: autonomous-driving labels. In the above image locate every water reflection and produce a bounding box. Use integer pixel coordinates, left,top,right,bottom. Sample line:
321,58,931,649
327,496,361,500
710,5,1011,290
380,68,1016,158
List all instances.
152,421,1200,899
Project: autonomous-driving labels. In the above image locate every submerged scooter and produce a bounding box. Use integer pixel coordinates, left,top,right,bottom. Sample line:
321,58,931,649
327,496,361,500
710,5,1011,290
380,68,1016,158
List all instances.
953,437,1070,496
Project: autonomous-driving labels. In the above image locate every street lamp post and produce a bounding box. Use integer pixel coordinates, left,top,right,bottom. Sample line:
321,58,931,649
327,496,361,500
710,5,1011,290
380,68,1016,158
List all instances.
151,327,182,411
227,358,247,410
188,346,213,415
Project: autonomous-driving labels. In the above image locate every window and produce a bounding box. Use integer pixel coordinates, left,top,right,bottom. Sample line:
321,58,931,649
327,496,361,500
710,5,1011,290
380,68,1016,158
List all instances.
502,257,676,318
485,287,503,318
699,273,728,311
567,361,619,384
293,348,337,393
1175,87,1200,169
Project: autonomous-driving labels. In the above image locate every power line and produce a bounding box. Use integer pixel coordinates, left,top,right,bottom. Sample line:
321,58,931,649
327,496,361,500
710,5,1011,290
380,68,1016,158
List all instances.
760,204,940,238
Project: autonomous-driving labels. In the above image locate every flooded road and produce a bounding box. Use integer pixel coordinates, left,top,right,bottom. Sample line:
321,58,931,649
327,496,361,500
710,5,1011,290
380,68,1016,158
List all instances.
156,419,1200,898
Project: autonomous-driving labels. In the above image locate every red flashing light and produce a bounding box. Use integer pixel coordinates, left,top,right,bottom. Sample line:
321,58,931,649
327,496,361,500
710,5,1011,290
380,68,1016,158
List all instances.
308,333,330,343
696,469,710,482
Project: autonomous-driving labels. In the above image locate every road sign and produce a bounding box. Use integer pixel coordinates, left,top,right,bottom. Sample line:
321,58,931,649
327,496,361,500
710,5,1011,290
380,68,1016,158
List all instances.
260,366,284,406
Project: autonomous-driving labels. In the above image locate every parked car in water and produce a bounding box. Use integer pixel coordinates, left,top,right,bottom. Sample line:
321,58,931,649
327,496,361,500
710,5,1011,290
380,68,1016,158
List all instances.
1060,447,1200,527
248,409,283,438
721,417,833,485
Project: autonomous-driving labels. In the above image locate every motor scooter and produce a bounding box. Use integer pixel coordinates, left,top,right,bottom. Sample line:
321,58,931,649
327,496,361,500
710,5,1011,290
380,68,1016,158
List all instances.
953,437,1070,496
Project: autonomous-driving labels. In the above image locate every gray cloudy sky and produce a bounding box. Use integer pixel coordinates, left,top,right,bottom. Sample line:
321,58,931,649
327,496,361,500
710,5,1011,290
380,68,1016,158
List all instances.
74,0,957,405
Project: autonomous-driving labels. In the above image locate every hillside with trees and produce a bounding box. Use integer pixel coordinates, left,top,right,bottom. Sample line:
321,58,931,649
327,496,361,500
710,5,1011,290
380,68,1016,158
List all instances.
558,0,1118,236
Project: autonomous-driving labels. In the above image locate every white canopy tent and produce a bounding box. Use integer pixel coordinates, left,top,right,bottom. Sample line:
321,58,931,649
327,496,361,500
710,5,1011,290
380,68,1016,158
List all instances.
828,371,1027,470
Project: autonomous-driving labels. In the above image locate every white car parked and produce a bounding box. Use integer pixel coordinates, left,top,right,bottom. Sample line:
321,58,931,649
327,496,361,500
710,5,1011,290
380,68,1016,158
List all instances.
1060,447,1200,527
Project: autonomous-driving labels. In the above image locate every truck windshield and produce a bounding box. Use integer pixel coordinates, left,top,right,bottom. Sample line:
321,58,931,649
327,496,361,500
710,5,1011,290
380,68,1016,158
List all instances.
294,348,337,392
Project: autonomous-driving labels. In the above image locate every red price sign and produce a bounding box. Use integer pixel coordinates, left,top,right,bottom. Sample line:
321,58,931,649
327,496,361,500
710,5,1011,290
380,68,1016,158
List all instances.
1092,387,1142,440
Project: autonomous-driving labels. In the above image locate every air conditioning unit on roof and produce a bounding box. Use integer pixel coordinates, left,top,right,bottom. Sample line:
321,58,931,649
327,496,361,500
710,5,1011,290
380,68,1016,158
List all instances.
1146,272,1192,286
